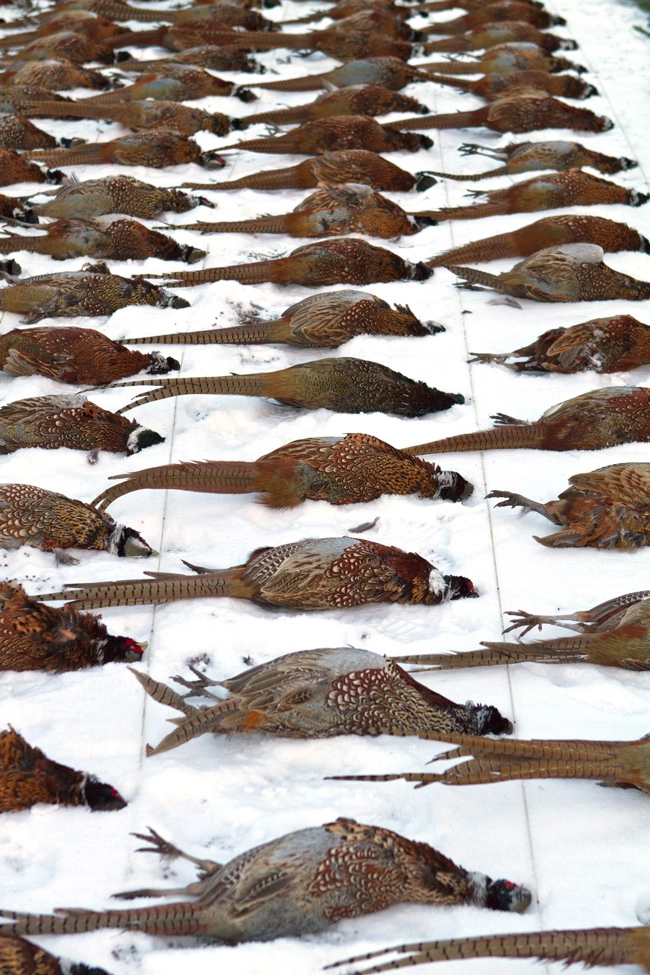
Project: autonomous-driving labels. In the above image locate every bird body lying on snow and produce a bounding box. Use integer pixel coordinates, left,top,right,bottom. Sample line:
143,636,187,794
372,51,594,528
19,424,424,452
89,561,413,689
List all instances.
26,130,225,170
0,580,144,672
218,116,432,155
0,394,164,457
488,462,650,550
111,357,463,418
334,733,650,795
331,925,650,975
90,433,473,510
30,99,231,136
423,69,597,102
0,326,179,385
250,57,425,93
0,58,111,91
414,171,648,222
0,933,113,975
181,150,436,193
35,535,478,610
0,726,126,812
422,23,577,54
0,218,205,263
388,93,612,135
0,483,155,563
32,175,211,221
436,139,637,180
0,818,531,941
396,589,650,671
0,147,59,187
147,238,433,288
420,2,566,34
231,85,428,129
0,116,59,152
427,216,650,267
446,244,650,302
115,44,260,74
174,184,434,239
468,315,650,374
403,387,650,456
132,646,512,755
419,42,585,77
72,64,252,104
0,263,189,324
123,290,440,349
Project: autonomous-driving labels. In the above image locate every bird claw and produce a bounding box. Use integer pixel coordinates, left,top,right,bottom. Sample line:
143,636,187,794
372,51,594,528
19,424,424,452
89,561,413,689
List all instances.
131,827,181,860
172,666,222,701
502,610,546,636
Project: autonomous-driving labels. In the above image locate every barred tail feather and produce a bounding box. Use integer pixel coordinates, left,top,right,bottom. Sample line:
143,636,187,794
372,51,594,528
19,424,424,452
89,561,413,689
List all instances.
0,902,208,937
92,461,257,509
122,321,279,345
428,229,515,267
387,110,481,131
113,375,270,412
402,424,543,455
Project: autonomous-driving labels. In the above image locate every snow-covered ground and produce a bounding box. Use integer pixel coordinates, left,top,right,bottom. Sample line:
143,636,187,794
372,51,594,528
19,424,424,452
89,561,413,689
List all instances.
0,0,649,971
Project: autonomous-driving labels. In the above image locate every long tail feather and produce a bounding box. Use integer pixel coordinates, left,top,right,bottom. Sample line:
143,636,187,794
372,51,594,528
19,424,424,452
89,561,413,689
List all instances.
122,321,279,345
92,461,257,509
0,902,208,937
111,374,270,413
402,424,542,456
387,109,481,131
35,569,250,609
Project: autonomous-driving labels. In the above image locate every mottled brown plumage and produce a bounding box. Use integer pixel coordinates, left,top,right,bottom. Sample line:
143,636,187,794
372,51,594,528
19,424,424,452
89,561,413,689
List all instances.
31,99,230,136
184,26,415,61
250,57,425,93
78,63,251,104
428,215,650,267
421,1,565,34
219,116,431,155
416,172,647,222
0,394,164,457
0,263,189,324
0,116,57,152
330,925,650,975
1,32,114,66
419,42,584,77
33,175,209,220
0,819,530,942
404,387,650,457
232,85,427,129
423,22,577,54
91,433,472,510
0,327,179,385
0,148,58,188
488,462,650,550
115,45,260,74
447,243,650,301
148,238,433,287
124,290,439,348
0,59,111,91
35,535,478,611
388,93,612,134
0,581,144,672
425,69,597,101
0,726,126,813
133,647,510,756
436,138,637,180
0,12,131,48
0,484,155,563
174,184,432,239
468,315,650,374
111,356,462,417
0,87,72,117
0,218,205,262
181,150,435,193
27,131,225,170
0,933,112,975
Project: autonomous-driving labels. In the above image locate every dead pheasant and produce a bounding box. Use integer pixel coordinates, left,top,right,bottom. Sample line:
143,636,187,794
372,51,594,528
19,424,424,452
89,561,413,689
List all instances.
0,483,155,564
282,0,411,28
180,150,436,193
0,327,179,385
111,356,462,417
172,184,434,239
423,69,598,101
75,64,253,103
0,33,115,65
0,58,111,91
33,175,211,220
0,263,189,324
216,116,432,155
397,589,650,671
31,99,231,136
420,1,566,33
468,315,650,374
134,646,510,755
0,13,136,48
0,933,113,975
422,22,577,54
0,116,58,152
230,85,428,130
0,194,35,224
0,148,60,188
0,218,205,263
333,732,650,795
123,290,440,348
146,239,433,288
91,433,473,510
250,56,426,93
415,171,647,222
431,139,637,181
488,462,650,550
419,41,585,76
0,88,71,118
0,818,530,942
35,535,478,610
329,925,650,975
0,726,126,812
427,215,650,267
115,44,260,74
446,244,650,302
403,387,650,457
26,131,225,171
0,394,164,457
387,93,613,134
0,581,144,672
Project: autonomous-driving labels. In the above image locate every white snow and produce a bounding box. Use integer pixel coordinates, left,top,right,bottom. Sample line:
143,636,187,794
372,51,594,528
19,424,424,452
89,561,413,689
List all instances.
0,0,649,972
